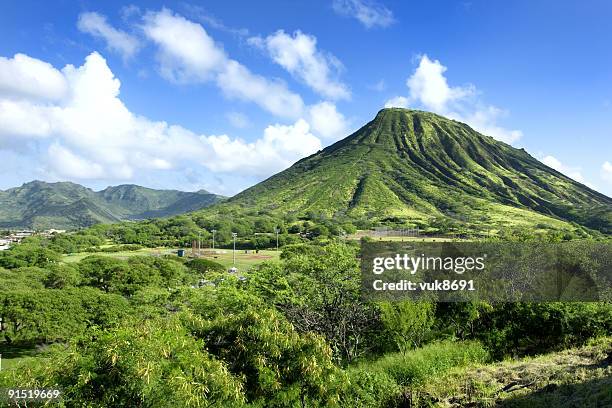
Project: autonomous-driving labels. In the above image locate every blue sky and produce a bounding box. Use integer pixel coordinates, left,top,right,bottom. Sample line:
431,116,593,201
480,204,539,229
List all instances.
1,0,611,196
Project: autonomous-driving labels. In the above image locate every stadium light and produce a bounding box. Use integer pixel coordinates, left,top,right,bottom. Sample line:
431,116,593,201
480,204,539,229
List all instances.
231,232,237,266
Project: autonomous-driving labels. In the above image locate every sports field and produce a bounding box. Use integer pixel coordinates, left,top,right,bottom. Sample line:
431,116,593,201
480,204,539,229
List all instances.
62,247,280,271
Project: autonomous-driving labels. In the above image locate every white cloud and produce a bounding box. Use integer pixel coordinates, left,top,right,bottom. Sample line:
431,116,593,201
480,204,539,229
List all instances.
0,54,67,101
406,55,474,112
48,143,107,179
384,96,409,108
249,30,350,100
226,112,250,129
0,52,323,184
388,55,523,144
216,60,304,119
141,9,226,83
541,155,586,183
459,106,523,144
77,12,140,60
205,119,321,175
138,10,350,135
332,0,395,28
307,101,350,140
140,9,304,119
601,161,612,183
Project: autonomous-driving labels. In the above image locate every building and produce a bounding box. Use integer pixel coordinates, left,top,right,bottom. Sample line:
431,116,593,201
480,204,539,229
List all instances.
0,238,10,251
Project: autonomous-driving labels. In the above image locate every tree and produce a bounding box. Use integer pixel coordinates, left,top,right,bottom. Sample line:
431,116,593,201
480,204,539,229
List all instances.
379,301,435,354
185,286,345,407
252,243,380,363
44,264,81,289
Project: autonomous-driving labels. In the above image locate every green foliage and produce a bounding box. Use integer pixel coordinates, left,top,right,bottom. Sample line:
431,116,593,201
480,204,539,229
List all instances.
251,243,381,363
339,369,402,408
43,264,81,289
185,258,226,274
0,267,47,291
379,301,435,353
358,340,489,387
473,303,612,358
0,288,130,344
0,239,61,268
77,255,188,295
0,237,610,407
1,317,245,407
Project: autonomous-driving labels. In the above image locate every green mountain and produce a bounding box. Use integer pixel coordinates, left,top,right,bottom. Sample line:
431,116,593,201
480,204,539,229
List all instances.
216,108,611,234
0,181,225,230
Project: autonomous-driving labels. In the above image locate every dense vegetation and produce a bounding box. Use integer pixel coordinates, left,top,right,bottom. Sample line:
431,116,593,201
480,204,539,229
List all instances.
1,236,610,407
0,181,224,230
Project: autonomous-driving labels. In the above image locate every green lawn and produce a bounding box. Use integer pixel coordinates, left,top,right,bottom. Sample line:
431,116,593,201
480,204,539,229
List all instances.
0,343,39,372
62,247,280,272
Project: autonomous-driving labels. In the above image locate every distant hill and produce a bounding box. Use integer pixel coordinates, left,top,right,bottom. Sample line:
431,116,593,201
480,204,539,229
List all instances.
0,181,225,230
213,108,611,234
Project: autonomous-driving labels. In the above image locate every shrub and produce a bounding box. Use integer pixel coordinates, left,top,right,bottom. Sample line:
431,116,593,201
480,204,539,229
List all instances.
360,340,489,387
185,258,226,274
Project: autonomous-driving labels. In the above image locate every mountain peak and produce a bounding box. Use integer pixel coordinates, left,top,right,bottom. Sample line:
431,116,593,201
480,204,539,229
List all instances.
227,109,611,234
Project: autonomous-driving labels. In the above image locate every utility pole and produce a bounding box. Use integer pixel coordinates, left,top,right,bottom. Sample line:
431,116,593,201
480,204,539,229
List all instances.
212,229,216,250
274,227,280,251
231,232,237,266
198,231,201,256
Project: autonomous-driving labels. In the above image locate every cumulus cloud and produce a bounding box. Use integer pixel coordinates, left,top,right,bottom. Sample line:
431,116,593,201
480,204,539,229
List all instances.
141,9,226,83
140,9,304,118
307,101,350,140
77,12,140,60
0,52,322,183
406,55,474,112
205,119,321,175
249,30,350,100
384,96,409,108
332,0,395,28
0,54,67,101
386,55,523,144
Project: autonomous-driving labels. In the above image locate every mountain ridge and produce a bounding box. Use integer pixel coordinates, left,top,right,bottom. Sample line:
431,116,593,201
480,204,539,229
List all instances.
0,181,225,230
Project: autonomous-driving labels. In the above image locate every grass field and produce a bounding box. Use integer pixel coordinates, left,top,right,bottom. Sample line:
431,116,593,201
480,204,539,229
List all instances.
0,343,38,371
413,337,612,407
62,247,280,272
346,230,456,242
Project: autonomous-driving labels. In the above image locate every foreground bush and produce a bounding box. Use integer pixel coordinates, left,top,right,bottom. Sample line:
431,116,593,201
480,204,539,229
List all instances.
0,317,245,407
354,340,489,387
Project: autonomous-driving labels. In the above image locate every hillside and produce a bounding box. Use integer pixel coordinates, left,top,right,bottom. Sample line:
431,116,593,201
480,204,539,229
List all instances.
216,108,611,234
0,181,225,230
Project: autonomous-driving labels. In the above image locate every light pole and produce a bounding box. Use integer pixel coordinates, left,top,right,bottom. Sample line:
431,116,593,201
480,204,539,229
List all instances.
231,232,237,266
274,227,280,251
212,229,216,250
